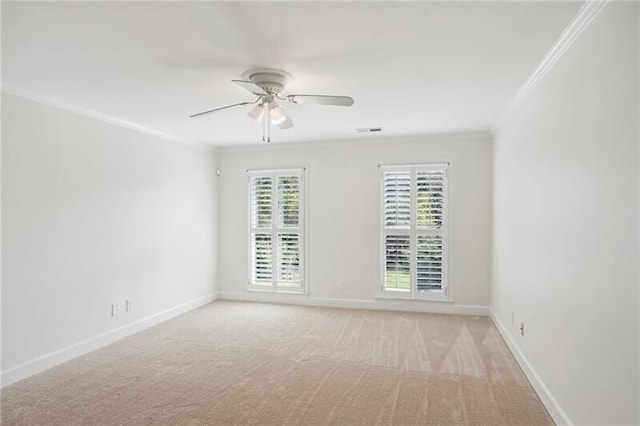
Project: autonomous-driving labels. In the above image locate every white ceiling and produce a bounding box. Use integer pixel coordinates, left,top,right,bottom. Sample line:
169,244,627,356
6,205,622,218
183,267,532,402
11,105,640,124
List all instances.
2,1,580,147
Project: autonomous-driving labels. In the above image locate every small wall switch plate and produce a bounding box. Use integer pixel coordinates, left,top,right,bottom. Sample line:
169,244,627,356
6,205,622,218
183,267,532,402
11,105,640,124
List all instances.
126,300,132,312
520,322,525,336
111,303,119,317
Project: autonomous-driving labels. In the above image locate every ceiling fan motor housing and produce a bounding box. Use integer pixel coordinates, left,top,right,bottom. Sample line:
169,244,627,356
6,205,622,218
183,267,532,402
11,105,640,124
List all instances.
241,68,293,95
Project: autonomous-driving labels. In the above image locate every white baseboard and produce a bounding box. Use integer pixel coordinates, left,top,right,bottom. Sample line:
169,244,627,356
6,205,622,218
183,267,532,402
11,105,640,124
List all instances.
1,293,217,388
218,291,489,316
490,309,571,425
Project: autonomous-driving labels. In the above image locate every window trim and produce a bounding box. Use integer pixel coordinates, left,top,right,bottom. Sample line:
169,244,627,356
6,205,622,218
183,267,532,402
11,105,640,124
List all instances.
377,163,451,302
247,168,306,294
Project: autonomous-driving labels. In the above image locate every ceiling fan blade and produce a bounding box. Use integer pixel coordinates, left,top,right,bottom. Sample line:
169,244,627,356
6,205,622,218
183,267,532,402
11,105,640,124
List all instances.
287,94,354,107
232,80,268,96
189,101,253,118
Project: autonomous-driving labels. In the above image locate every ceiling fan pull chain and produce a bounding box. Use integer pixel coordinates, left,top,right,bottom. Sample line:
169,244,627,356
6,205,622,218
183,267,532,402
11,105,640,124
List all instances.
267,108,271,143
262,106,266,142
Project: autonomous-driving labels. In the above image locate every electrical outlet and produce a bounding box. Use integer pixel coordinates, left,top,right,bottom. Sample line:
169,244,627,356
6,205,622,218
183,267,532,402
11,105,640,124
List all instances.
126,300,132,312
520,322,525,336
111,303,119,317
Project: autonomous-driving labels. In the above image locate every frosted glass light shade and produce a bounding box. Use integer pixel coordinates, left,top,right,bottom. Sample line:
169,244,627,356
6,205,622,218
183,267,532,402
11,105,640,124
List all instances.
270,105,286,125
248,104,265,122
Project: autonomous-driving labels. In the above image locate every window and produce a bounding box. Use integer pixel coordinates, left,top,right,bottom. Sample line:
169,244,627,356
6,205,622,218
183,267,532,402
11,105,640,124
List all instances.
380,163,449,300
249,169,304,292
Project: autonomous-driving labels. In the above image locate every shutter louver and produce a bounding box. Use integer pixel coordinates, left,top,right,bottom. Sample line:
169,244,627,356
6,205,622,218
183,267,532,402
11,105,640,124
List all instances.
416,170,444,230
277,233,300,286
384,171,411,229
278,176,300,227
251,233,272,283
250,177,273,228
384,235,411,290
417,235,443,291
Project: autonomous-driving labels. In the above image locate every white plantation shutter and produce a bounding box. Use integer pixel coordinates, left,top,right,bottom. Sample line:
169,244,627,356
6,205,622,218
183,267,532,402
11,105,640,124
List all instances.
278,176,300,228
251,233,272,283
416,170,445,230
249,170,304,292
415,169,446,293
380,164,448,299
384,235,411,290
277,233,300,286
276,175,301,287
250,177,273,228
384,171,411,229
249,176,273,285
416,235,443,290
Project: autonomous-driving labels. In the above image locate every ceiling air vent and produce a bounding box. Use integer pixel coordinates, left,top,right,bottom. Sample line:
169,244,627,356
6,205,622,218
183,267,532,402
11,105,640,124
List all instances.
355,127,383,133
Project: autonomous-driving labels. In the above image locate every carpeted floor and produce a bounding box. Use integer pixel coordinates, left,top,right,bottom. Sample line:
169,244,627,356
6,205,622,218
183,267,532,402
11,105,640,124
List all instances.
1,301,553,425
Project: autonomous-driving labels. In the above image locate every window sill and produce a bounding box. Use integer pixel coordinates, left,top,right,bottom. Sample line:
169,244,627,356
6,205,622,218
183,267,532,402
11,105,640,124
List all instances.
249,286,305,295
375,292,453,303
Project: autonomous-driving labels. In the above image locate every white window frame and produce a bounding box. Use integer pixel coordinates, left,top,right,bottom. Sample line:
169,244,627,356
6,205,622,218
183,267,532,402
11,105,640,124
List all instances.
248,168,305,294
378,163,450,301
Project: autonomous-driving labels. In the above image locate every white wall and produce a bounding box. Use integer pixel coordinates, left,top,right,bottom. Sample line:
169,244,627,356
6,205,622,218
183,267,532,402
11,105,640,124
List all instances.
492,2,639,424
638,4,640,419
1,93,219,384
218,133,492,314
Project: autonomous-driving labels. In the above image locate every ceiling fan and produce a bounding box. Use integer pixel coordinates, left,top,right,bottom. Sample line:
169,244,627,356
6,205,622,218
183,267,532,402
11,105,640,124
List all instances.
190,68,354,143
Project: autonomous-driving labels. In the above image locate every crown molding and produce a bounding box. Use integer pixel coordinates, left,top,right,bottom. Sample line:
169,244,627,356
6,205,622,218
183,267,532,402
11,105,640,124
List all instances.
514,0,609,103
1,85,217,152
493,0,609,133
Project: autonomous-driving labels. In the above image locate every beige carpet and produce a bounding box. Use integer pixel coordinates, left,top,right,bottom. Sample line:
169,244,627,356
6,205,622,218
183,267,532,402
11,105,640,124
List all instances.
1,301,553,425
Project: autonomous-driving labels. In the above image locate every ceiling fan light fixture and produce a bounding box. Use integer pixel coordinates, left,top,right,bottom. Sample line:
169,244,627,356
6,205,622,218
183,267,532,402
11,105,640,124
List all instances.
247,104,265,122
278,106,294,129
279,116,294,130
270,104,287,125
